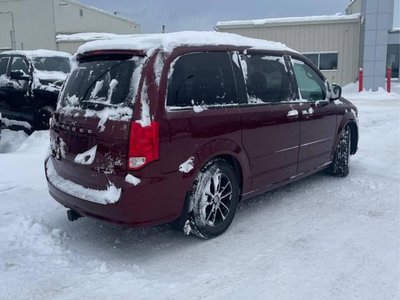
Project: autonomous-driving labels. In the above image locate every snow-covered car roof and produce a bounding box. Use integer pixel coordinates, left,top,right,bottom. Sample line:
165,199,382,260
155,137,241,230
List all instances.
1,49,72,59
77,31,296,55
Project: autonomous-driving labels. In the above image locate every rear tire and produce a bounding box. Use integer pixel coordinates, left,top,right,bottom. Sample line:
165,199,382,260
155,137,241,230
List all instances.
183,160,239,239
329,126,351,177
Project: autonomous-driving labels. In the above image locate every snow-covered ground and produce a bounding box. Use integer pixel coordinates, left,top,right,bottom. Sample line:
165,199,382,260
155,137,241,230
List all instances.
0,83,399,300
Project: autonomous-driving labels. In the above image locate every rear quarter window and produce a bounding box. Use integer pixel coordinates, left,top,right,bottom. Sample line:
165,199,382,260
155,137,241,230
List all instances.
167,52,238,108
240,54,292,104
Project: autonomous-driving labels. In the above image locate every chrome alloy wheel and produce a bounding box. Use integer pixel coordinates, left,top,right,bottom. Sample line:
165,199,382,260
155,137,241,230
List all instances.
198,169,233,227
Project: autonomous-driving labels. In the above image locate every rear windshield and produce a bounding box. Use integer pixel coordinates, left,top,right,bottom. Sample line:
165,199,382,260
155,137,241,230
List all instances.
32,57,71,73
60,57,139,108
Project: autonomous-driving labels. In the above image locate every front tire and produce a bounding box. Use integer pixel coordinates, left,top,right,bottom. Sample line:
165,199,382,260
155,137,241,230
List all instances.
329,126,351,177
185,160,239,239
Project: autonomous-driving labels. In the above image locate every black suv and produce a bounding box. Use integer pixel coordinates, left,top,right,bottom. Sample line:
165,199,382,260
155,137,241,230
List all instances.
0,50,71,130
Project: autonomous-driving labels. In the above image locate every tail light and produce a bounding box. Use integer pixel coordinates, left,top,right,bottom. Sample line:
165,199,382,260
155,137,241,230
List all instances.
128,121,160,170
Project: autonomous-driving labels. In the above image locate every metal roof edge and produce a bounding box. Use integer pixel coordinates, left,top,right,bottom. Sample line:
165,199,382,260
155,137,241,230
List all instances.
216,15,361,30
62,0,140,27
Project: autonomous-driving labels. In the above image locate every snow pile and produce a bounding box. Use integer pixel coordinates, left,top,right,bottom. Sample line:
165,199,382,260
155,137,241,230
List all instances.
74,145,97,165
343,81,400,101
78,31,295,55
1,117,32,130
0,129,28,153
1,215,66,257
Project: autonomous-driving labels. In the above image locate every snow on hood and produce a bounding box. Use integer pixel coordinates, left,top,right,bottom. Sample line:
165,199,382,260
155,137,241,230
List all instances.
34,70,68,81
77,31,295,55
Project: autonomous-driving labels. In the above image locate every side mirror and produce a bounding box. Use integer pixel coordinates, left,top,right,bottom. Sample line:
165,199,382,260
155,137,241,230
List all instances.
330,84,342,101
10,70,29,81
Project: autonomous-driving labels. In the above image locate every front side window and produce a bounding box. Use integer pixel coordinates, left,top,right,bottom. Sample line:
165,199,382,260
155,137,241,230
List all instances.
292,59,326,101
240,54,292,103
10,57,29,75
303,54,318,69
61,57,140,108
8,57,30,91
0,57,9,76
167,52,237,107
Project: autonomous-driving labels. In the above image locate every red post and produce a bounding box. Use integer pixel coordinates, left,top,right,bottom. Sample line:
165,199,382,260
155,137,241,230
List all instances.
358,68,363,92
386,67,392,93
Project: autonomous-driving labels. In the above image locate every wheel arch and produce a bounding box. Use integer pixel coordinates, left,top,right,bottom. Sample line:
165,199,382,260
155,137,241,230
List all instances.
335,113,359,156
206,154,244,200
171,149,248,230
189,138,251,197
177,139,251,215
348,121,358,155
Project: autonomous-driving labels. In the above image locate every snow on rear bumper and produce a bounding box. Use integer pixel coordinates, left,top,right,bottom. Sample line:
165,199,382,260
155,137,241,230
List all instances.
45,158,121,205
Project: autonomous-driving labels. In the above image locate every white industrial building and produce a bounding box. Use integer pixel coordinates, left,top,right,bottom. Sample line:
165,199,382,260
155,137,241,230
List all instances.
217,14,361,86
216,0,399,90
0,0,140,53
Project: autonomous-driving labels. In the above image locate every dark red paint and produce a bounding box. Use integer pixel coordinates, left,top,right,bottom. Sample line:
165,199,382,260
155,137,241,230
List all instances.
45,45,359,227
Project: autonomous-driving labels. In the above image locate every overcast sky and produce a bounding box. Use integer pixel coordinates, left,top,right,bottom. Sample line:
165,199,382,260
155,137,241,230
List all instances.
79,0,400,33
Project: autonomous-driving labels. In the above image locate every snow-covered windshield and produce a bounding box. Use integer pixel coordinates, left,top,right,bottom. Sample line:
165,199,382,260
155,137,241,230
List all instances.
60,57,140,109
32,56,71,73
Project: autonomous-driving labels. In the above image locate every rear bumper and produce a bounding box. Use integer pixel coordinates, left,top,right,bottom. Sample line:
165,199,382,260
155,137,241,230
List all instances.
45,157,186,227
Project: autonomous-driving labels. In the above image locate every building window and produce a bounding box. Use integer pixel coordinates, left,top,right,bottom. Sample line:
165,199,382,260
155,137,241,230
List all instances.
79,8,83,17
320,53,338,70
303,52,338,71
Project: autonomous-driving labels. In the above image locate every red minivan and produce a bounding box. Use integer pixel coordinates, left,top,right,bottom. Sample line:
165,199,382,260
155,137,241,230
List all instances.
45,32,358,239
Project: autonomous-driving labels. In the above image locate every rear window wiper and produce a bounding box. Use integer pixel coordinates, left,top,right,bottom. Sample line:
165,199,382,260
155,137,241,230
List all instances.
81,99,118,110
